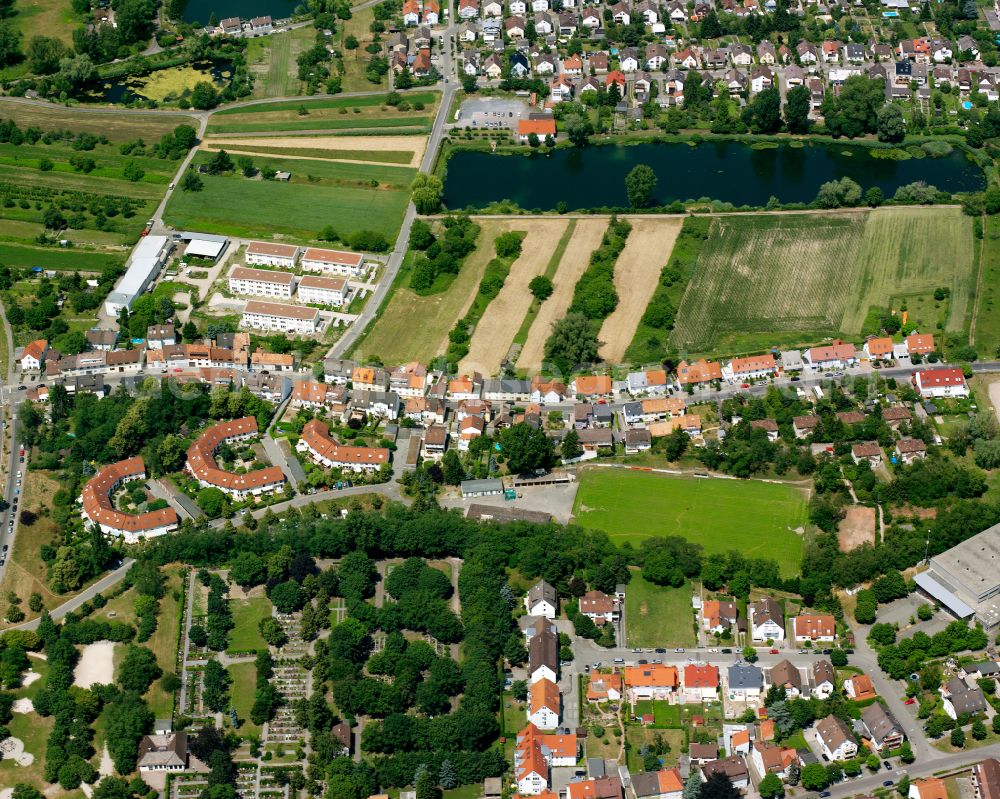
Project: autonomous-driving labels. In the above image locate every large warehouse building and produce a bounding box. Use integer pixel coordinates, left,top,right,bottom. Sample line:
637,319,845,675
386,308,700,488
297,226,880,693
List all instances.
915,522,1000,629
104,235,172,317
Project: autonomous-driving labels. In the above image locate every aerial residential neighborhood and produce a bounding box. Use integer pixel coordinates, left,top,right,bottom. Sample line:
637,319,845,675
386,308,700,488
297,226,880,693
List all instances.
2,1,1000,799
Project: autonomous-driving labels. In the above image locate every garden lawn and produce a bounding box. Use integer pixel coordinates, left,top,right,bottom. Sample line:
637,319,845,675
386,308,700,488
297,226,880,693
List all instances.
573,470,807,575
633,700,681,727
227,595,272,653
144,567,185,718
625,574,696,649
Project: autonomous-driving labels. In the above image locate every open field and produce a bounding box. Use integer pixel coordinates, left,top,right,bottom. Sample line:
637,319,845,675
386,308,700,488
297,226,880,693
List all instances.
246,26,313,98
201,135,422,166
338,7,387,92
206,93,439,135
625,572,696,648
228,595,272,653
670,208,975,355
598,218,683,363
0,100,196,141
356,221,505,364
144,567,184,718
838,505,876,552
8,0,77,45
842,207,974,333
572,469,808,575
164,152,412,241
974,216,1000,356
0,241,123,270
459,220,566,375
517,219,605,372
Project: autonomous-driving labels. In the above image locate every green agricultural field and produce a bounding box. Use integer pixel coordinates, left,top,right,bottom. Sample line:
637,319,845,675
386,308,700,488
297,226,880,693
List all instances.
164,153,413,241
626,574,697,648
573,469,807,575
973,216,1000,356
670,208,975,355
228,595,272,653
206,93,439,135
205,143,415,165
0,242,123,271
246,26,314,98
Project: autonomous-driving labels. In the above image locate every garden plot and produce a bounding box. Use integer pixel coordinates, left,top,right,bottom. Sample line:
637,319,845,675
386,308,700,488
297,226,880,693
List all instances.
459,220,566,375
517,219,606,372
598,218,683,363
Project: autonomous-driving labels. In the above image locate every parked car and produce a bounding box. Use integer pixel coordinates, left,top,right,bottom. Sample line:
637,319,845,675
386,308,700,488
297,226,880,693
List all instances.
769,649,779,654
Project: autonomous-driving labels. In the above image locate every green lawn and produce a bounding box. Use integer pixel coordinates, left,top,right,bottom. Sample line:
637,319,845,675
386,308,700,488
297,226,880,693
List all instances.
164,154,412,241
213,93,439,116
633,700,682,727
207,117,431,135
228,661,261,736
227,596,272,653
625,573,696,648
574,470,807,576
973,215,1000,356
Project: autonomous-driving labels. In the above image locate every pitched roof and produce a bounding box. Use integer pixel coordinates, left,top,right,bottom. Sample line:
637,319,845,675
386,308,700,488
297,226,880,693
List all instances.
518,117,557,136
793,614,836,638
677,359,722,384
186,417,285,492
624,664,679,688
530,677,561,714
912,779,948,799
631,770,683,798
916,368,965,388
974,759,1000,799
684,664,719,688
769,659,801,690
81,456,178,534
812,659,835,685
574,375,613,395
230,266,296,285
847,673,876,699
299,418,390,467
816,714,854,752
752,597,783,627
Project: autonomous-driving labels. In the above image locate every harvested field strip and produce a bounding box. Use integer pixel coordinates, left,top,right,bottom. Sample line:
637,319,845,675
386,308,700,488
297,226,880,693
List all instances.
460,220,567,375
670,213,865,353
0,101,195,141
513,220,576,346
517,219,606,372
213,92,439,115
843,206,974,334
598,218,683,363
199,140,417,166
207,118,432,135
199,146,404,169
356,221,506,364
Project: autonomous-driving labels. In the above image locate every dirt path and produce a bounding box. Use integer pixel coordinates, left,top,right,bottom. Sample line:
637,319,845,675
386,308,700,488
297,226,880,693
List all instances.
989,382,1000,426
201,134,425,167
598,218,683,363
459,221,566,375
517,219,607,372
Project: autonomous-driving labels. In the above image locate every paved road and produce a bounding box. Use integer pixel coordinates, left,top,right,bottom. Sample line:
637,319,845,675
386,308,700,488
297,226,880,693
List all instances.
12,557,136,630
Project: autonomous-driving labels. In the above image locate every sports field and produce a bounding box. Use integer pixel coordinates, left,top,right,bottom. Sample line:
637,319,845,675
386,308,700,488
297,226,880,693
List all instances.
572,469,807,576
670,208,975,354
164,152,413,240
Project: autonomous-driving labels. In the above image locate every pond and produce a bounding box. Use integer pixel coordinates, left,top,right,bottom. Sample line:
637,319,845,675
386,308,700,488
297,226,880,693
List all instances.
442,139,985,210
90,61,232,104
176,0,298,24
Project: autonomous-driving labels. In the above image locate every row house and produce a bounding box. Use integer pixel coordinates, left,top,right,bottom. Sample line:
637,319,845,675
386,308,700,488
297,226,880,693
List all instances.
185,417,285,500
296,418,390,473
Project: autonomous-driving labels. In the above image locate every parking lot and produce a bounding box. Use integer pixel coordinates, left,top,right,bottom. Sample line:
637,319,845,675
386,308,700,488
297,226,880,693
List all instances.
457,97,531,129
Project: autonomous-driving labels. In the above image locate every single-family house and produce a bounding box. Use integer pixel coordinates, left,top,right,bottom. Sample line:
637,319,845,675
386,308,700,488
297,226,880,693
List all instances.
588,672,624,702
769,659,803,697
580,589,617,624
894,438,927,464
816,715,857,761
749,597,785,642
625,664,680,701
727,663,763,701
844,673,877,701
677,359,722,386
701,756,750,791
915,368,968,398
702,599,739,633
529,678,561,729
910,779,949,799
683,664,720,701
941,676,988,719
803,339,857,371
793,614,836,643
632,770,683,799
525,580,558,619
811,660,836,699
860,702,904,751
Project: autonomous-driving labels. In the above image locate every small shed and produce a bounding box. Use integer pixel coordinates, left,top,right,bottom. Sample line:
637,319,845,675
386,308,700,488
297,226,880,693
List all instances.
460,478,504,498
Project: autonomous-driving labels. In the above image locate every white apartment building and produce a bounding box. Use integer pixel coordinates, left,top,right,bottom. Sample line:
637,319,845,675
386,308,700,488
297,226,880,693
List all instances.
297,275,351,307
242,300,320,334
229,267,296,299
245,241,300,268
300,246,366,277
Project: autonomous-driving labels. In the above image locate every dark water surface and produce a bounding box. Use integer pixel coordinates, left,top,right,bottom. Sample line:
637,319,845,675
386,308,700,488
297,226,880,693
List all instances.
180,0,297,24
443,139,985,210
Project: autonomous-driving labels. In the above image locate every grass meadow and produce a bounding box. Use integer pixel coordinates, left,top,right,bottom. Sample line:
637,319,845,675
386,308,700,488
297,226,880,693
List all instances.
669,208,975,355
625,573,697,648
227,595,272,653
164,152,413,240
572,469,807,576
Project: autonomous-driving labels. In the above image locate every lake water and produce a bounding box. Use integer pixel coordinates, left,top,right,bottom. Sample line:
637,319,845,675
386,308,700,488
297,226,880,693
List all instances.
177,0,298,24
442,140,985,210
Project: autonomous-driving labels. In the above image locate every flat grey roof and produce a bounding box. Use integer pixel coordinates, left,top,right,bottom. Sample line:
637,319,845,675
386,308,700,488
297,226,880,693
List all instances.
930,521,1000,599
461,478,504,494
914,571,975,618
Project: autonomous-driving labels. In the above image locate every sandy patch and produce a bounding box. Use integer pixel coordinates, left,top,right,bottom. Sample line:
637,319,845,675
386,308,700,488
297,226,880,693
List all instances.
517,219,607,373
459,221,566,375
11,698,33,713
0,735,32,765
73,641,116,689
202,134,424,167
1,788,12,799
598,218,684,363
22,670,40,686
98,743,114,777
838,506,876,552
989,383,1000,426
